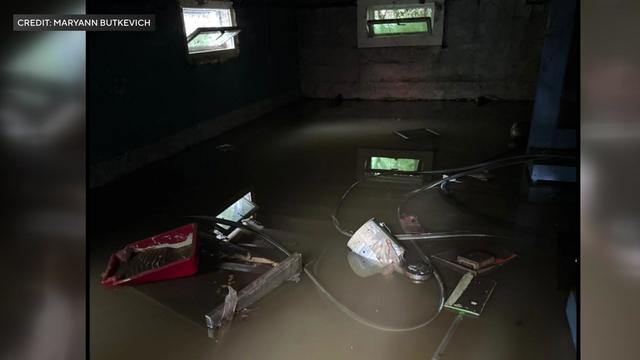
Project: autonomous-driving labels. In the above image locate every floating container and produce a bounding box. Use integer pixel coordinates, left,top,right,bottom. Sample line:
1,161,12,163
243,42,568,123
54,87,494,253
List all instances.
101,223,198,287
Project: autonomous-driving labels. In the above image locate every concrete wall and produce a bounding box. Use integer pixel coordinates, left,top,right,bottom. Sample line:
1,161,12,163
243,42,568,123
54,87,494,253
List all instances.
88,0,300,186
298,0,548,100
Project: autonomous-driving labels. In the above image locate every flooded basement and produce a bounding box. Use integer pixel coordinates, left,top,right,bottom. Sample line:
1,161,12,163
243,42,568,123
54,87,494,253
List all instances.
90,100,576,359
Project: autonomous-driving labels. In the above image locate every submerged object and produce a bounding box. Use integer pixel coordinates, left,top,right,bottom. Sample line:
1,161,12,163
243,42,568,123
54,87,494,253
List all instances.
347,218,405,266
404,262,433,283
346,251,390,278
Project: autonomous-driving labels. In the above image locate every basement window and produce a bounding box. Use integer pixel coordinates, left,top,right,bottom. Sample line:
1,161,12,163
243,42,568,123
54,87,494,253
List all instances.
357,148,434,184
179,1,241,62
216,192,257,231
370,157,420,172
367,5,433,36
214,191,258,237
357,0,445,48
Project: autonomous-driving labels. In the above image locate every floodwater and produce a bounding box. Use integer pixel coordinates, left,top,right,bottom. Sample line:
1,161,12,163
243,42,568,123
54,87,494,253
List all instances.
90,100,576,359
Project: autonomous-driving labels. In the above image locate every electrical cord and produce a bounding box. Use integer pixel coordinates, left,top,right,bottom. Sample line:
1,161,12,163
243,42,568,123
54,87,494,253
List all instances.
377,153,568,176
403,155,571,198
395,154,575,222
304,252,445,332
327,153,575,332
305,230,525,333
395,231,517,242
331,177,368,237
186,216,291,256
332,153,574,237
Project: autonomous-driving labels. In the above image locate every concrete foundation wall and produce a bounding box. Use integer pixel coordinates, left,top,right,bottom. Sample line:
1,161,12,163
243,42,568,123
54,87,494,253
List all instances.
89,90,298,188
88,0,300,172
298,0,548,100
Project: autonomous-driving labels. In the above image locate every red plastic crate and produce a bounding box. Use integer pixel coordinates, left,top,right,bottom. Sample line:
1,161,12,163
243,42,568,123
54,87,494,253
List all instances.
101,223,199,287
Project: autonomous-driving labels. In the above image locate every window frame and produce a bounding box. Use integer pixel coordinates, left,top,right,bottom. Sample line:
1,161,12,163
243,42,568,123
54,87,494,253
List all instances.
178,0,241,64
356,148,435,185
357,0,445,48
214,191,258,236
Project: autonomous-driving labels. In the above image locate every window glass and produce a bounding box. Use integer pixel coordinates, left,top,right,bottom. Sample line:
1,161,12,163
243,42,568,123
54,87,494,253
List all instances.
216,192,255,230
370,157,420,171
182,7,235,53
368,6,433,36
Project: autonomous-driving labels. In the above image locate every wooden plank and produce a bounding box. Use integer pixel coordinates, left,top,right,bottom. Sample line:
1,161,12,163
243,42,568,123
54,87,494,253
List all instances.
205,252,302,328
217,261,273,274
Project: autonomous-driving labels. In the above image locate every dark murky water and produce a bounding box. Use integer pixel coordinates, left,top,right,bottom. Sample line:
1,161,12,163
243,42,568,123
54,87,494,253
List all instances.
90,100,576,359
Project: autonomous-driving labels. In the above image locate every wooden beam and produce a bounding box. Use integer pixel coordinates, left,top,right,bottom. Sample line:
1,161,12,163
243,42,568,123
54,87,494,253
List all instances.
205,252,302,328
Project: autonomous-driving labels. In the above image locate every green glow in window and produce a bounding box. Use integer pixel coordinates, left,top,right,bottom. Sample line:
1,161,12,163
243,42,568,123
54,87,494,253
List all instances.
370,157,420,172
367,6,433,36
370,22,429,35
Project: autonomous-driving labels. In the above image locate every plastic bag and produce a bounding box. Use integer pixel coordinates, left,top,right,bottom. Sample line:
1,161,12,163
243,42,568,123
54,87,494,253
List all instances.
347,218,405,266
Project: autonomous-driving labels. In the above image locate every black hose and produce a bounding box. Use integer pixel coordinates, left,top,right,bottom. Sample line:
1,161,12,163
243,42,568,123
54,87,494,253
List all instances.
186,216,291,257
396,155,575,221
332,153,576,237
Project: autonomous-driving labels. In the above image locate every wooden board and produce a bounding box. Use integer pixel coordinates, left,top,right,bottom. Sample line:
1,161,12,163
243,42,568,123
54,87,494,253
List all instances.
204,252,302,328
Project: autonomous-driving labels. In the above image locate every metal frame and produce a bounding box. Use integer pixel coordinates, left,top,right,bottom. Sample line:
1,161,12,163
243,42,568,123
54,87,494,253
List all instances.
357,148,435,185
185,26,241,43
205,253,302,329
177,0,241,63
366,17,432,37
